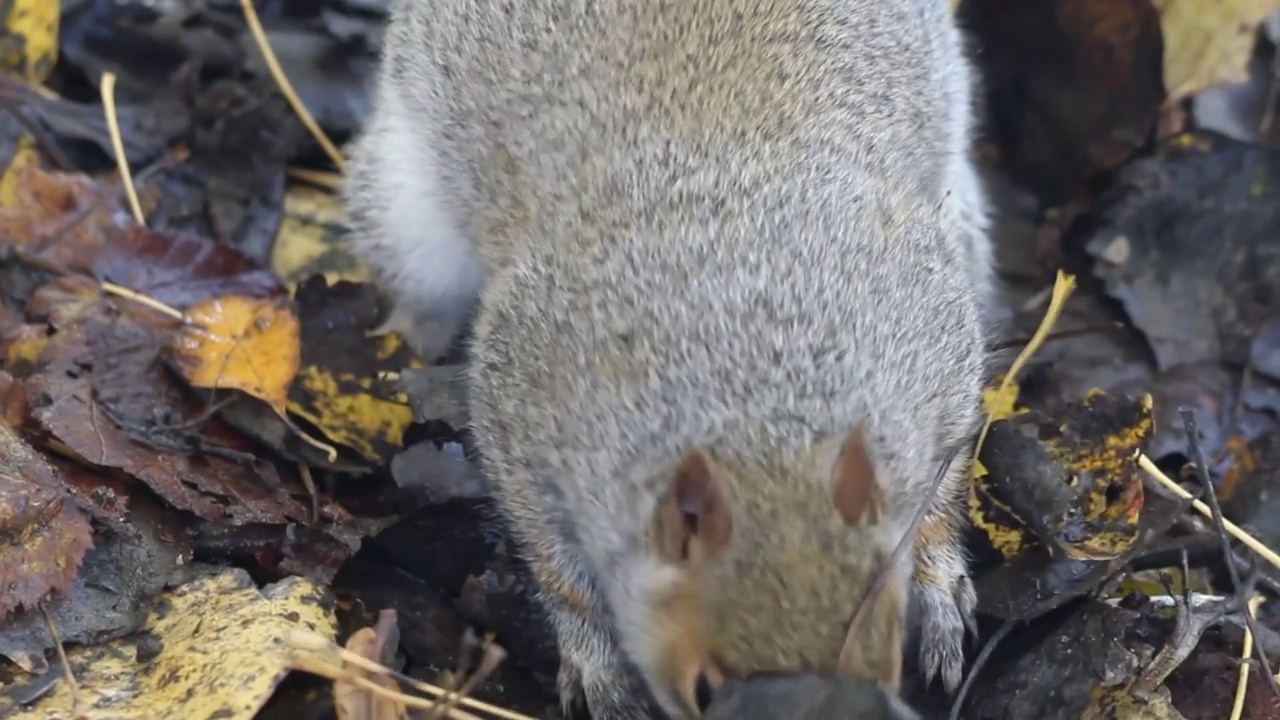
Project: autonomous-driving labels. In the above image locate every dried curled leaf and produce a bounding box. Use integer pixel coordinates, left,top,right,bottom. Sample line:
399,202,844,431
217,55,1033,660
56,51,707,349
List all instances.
969,391,1152,562
172,295,301,414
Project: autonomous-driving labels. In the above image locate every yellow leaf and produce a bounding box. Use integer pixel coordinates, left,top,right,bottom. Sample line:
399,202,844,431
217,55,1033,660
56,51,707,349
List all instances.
1,0,58,83
0,141,39,207
971,271,1077,474
1153,0,1280,101
287,360,417,465
271,183,372,291
11,569,338,720
172,295,301,414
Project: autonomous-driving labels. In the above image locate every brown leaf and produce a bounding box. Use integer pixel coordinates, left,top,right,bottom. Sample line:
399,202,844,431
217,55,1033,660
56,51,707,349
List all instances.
0,375,95,619
0,163,130,266
964,0,1164,203
92,227,285,309
25,323,308,524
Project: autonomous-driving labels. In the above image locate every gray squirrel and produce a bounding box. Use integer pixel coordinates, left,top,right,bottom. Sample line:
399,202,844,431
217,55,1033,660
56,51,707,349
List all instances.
343,0,992,718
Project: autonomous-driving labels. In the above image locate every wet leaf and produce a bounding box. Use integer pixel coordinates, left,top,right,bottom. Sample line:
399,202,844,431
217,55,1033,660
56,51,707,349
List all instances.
286,277,422,466
25,324,309,524
0,486,186,673
0,162,130,263
1082,684,1187,719
172,295,301,415
10,569,338,720
1088,131,1280,370
969,391,1152,562
0,407,94,620
271,183,370,290
92,226,285,308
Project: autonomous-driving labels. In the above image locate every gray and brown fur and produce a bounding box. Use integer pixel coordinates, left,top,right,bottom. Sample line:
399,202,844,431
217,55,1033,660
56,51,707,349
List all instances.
344,0,991,717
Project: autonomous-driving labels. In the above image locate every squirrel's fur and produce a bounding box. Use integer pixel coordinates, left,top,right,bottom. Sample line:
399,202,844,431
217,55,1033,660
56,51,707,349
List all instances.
344,0,991,717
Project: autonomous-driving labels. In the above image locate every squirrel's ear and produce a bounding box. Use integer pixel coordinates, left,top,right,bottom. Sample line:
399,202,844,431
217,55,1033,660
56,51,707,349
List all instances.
653,448,734,563
831,426,884,527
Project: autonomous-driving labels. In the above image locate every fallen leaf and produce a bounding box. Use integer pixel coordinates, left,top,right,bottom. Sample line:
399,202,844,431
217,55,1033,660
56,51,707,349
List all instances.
1088,130,1280,370
10,568,338,720
969,391,1152,562
271,183,370,290
92,226,285,309
0,141,40,206
0,162,127,264
0,486,185,673
286,278,421,466
0,405,94,620
173,295,301,414
26,323,309,523
964,0,1164,203
0,0,58,82
1082,684,1188,719
1153,0,1280,101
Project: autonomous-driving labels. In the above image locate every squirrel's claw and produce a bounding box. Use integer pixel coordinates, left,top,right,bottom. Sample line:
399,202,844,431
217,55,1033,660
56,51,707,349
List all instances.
915,571,977,694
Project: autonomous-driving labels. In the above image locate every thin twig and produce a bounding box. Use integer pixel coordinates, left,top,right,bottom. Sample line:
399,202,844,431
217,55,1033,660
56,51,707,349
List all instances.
948,619,1015,720
41,605,84,715
1136,454,1280,571
427,640,509,720
100,281,184,320
287,166,344,191
1179,408,1280,700
98,72,145,226
238,0,347,172
1230,595,1266,720
839,441,963,669
287,630,535,720
293,653,486,720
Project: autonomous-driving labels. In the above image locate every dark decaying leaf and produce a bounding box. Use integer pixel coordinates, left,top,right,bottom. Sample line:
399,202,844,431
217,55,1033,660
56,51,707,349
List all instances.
962,0,1165,204
970,391,1151,565
1088,131,1280,371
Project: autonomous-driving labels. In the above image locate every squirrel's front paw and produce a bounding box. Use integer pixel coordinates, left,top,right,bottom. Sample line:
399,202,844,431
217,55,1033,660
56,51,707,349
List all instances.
913,569,976,693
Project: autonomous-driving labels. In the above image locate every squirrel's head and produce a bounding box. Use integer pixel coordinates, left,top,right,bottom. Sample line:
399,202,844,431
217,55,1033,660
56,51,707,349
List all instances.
618,427,908,719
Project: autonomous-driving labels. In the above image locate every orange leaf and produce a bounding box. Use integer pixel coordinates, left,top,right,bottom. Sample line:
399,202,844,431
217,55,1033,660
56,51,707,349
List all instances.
172,296,301,413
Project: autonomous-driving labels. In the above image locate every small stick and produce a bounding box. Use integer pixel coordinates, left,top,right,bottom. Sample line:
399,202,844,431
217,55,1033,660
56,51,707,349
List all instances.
292,653,486,720
98,73,145,227
1136,454,1280,572
1229,595,1266,720
288,630,535,720
41,606,84,716
100,281,184,321
239,0,347,172
1179,408,1280,700
948,619,1015,720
